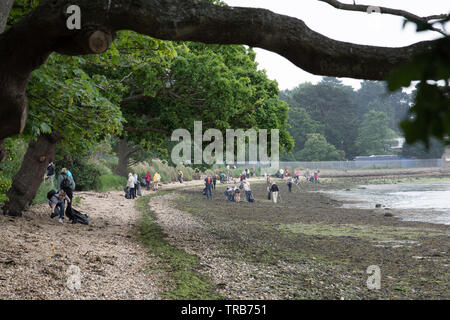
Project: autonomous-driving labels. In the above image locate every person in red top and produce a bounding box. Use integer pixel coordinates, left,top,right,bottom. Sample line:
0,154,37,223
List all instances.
314,172,319,183
144,171,152,190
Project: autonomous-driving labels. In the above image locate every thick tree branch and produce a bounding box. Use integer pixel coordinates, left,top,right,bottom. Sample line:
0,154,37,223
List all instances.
0,0,446,140
318,0,448,35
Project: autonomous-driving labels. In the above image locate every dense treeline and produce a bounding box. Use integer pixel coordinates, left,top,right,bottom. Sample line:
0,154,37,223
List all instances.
0,2,293,212
280,78,445,161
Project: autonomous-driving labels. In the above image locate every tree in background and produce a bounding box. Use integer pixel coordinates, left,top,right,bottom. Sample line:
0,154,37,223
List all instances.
282,107,324,161
281,79,358,159
111,41,293,175
355,110,397,156
296,134,344,161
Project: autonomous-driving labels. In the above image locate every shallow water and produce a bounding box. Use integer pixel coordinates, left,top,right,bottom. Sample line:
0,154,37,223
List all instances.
323,181,450,225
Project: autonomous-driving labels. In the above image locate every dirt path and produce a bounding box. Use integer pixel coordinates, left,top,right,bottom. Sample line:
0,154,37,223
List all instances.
0,180,205,300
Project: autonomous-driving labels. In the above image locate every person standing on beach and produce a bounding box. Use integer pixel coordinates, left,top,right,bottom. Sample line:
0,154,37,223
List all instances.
127,173,135,199
145,171,152,190
287,177,293,192
270,182,279,204
242,180,252,202
204,175,213,200
153,172,161,190
212,174,217,190
58,168,75,213
134,173,142,196
177,170,183,183
46,161,55,184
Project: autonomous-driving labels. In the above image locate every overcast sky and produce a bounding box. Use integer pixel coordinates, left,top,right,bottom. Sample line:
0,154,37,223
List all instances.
224,0,450,91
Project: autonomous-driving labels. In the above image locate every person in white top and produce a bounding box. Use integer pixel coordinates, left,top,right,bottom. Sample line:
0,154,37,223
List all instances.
242,180,252,202
127,173,135,199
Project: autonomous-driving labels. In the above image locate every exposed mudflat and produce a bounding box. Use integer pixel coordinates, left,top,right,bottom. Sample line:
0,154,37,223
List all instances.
157,177,449,299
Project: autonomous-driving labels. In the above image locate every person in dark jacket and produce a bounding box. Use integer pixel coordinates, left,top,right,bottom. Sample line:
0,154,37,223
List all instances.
58,168,75,207
270,183,279,204
49,190,70,223
46,161,55,184
204,175,213,200
287,177,293,192
212,175,217,190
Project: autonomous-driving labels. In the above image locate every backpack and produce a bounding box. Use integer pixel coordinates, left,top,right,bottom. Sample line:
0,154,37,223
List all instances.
47,189,57,201
60,176,71,190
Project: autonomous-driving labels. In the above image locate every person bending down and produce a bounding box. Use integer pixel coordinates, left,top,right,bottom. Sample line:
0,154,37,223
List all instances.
49,190,70,223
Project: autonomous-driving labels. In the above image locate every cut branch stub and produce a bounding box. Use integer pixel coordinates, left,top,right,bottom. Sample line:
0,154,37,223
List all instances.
88,30,112,54
57,28,114,55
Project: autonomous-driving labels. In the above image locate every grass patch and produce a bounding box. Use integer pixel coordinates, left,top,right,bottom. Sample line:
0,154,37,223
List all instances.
278,223,444,241
32,181,56,205
96,174,127,192
135,191,223,300
73,196,82,206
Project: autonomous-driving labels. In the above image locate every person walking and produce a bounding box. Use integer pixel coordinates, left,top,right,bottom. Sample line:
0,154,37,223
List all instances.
134,173,142,196
242,180,252,202
49,190,70,223
177,170,183,183
212,174,217,190
270,182,279,204
57,168,75,212
204,175,213,200
145,171,152,190
287,177,293,192
153,172,161,190
46,161,55,184
127,173,135,199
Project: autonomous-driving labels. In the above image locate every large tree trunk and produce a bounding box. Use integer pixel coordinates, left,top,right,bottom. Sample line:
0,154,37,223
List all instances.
2,131,61,216
115,139,141,177
0,0,14,163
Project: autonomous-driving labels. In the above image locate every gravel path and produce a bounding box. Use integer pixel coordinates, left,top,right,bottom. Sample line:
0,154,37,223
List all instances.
0,189,160,299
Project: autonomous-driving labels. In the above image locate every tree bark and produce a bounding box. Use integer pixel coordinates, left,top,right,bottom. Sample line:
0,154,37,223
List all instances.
0,0,14,163
0,0,13,33
0,0,444,141
115,138,142,177
2,131,61,216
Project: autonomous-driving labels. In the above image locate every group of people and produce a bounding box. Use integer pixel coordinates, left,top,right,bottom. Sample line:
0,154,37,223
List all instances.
202,173,254,203
126,171,162,199
47,166,76,224
240,168,256,180
223,179,254,203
